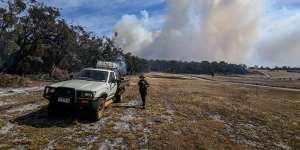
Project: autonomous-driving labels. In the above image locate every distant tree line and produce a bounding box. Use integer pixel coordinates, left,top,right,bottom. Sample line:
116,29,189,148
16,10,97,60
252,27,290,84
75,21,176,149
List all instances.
148,60,249,75
249,66,300,72
124,56,249,75
0,0,249,76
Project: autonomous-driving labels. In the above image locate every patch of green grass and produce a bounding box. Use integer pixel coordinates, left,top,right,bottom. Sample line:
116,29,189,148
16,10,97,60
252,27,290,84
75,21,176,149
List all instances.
0,74,29,87
0,120,4,128
77,130,92,137
290,138,300,149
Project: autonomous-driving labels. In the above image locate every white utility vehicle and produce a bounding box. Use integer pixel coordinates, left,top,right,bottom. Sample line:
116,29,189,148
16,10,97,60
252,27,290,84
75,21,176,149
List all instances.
43,61,127,121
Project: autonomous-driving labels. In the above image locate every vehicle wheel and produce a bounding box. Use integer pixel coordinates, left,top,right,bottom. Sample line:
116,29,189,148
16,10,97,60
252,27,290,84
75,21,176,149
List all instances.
114,94,122,103
90,99,105,121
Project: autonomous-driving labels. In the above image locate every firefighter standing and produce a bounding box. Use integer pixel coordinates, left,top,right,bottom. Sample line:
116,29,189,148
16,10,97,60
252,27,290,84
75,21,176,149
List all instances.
138,74,150,109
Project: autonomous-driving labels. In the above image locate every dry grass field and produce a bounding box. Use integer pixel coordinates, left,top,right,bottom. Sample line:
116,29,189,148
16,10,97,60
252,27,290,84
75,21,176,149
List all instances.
0,72,299,149
193,70,300,90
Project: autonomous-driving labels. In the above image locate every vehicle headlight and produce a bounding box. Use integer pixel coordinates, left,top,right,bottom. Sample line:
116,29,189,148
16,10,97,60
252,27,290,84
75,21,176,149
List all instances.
49,88,55,93
44,87,56,97
83,92,93,97
45,87,55,93
78,91,94,98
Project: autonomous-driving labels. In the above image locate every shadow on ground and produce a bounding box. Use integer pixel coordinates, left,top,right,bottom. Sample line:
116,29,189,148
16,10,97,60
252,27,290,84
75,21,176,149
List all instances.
12,102,144,128
13,107,82,128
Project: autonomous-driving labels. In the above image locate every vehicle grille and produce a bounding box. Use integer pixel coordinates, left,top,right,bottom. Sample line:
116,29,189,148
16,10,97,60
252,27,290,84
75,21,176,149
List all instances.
54,87,76,100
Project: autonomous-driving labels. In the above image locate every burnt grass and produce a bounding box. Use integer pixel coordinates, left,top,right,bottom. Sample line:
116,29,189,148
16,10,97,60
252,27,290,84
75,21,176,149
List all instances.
0,73,299,149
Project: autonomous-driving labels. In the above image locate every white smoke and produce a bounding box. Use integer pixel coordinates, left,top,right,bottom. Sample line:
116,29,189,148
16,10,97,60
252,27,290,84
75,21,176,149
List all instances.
254,10,300,67
116,54,128,75
114,0,300,66
114,11,159,56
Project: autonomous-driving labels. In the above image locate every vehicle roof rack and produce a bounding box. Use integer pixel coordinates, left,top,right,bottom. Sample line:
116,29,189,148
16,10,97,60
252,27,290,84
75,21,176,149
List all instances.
96,61,119,70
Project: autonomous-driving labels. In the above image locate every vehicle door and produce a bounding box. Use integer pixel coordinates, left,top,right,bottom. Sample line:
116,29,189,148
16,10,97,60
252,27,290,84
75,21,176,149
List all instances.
108,72,118,97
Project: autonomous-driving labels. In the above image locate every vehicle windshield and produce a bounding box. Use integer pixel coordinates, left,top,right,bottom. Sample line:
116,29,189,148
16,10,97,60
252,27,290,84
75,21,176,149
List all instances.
78,69,108,82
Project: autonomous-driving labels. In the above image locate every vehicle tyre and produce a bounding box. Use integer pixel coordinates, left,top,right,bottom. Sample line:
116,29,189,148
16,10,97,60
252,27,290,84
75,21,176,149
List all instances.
114,94,122,103
90,98,105,121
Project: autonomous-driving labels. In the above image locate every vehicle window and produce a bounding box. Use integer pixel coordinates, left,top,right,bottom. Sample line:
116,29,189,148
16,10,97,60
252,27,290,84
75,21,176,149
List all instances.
109,72,115,83
78,70,108,82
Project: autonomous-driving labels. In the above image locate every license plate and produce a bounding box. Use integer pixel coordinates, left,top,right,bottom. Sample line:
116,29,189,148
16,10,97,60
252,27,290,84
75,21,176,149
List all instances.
58,97,70,103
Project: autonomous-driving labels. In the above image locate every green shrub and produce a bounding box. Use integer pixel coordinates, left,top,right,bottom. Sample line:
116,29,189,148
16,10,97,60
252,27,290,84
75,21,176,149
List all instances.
0,58,3,70
0,74,29,87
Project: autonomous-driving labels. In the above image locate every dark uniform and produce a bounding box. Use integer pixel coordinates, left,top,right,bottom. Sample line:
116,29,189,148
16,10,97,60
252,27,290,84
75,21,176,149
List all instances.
138,75,149,109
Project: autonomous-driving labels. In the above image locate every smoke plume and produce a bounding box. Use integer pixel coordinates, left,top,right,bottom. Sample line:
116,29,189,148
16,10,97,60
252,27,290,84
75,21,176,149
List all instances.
254,12,300,67
114,0,300,66
114,11,158,56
